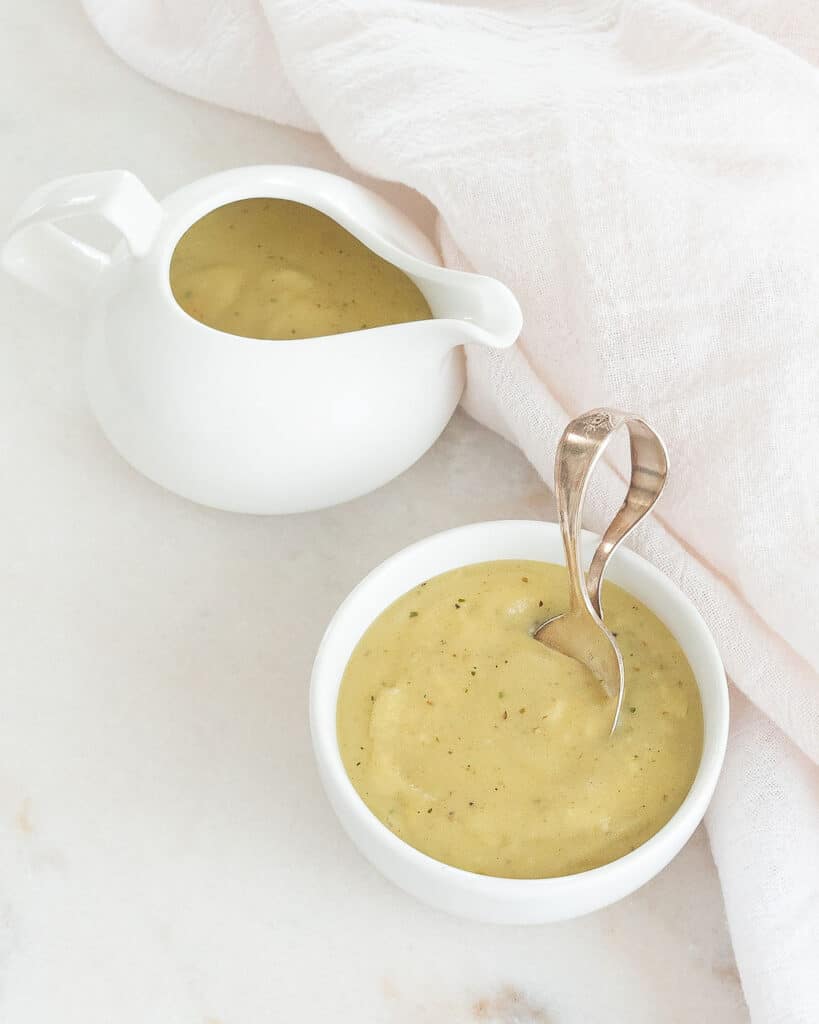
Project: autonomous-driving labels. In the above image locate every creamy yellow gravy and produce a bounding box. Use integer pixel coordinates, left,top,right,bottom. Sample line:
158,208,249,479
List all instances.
169,198,431,339
337,560,703,879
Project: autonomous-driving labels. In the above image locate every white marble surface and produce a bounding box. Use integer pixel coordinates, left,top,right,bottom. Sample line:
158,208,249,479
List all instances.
0,2,749,1021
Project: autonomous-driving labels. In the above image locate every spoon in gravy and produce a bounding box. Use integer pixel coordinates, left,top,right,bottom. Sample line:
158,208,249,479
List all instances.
534,409,669,733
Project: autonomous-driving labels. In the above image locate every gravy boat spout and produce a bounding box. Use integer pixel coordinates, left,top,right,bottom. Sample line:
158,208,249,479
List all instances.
421,269,522,349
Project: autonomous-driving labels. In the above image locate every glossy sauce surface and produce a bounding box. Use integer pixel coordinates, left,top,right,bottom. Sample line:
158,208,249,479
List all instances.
337,560,703,879
169,198,431,339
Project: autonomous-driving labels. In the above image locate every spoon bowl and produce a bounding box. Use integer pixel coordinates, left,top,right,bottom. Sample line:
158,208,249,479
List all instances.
534,605,624,713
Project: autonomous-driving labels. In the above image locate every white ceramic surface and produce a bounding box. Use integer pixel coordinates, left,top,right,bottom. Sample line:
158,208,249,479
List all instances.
311,520,729,924
1,165,522,514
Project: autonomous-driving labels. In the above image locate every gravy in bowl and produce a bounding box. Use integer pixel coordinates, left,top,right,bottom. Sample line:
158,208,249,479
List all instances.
169,198,432,340
337,559,703,879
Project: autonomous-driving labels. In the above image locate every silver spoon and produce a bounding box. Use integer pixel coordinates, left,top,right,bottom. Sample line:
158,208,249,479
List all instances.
533,409,669,733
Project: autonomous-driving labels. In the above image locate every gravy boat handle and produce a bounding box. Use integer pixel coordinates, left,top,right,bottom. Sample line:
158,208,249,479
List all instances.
2,170,163,306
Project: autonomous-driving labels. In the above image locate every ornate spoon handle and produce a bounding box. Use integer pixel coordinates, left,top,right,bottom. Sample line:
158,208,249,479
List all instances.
565,410,669,617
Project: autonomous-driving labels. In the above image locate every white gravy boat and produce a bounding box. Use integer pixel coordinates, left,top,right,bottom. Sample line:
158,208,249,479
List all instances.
3,166,522,513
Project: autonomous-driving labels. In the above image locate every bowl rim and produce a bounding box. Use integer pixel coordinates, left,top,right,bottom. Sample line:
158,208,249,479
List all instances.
310,518,729,895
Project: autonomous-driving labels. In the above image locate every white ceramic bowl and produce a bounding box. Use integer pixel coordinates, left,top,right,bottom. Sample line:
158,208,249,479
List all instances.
310,520,728,924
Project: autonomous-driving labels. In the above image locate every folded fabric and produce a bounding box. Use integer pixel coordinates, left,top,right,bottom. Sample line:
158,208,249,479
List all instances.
82,2,819,1020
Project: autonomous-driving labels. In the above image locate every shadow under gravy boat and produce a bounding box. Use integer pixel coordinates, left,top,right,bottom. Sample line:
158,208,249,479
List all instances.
2,166,522,514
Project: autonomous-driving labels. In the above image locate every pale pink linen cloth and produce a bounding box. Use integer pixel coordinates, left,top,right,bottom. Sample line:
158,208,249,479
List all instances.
82,2,819,1020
